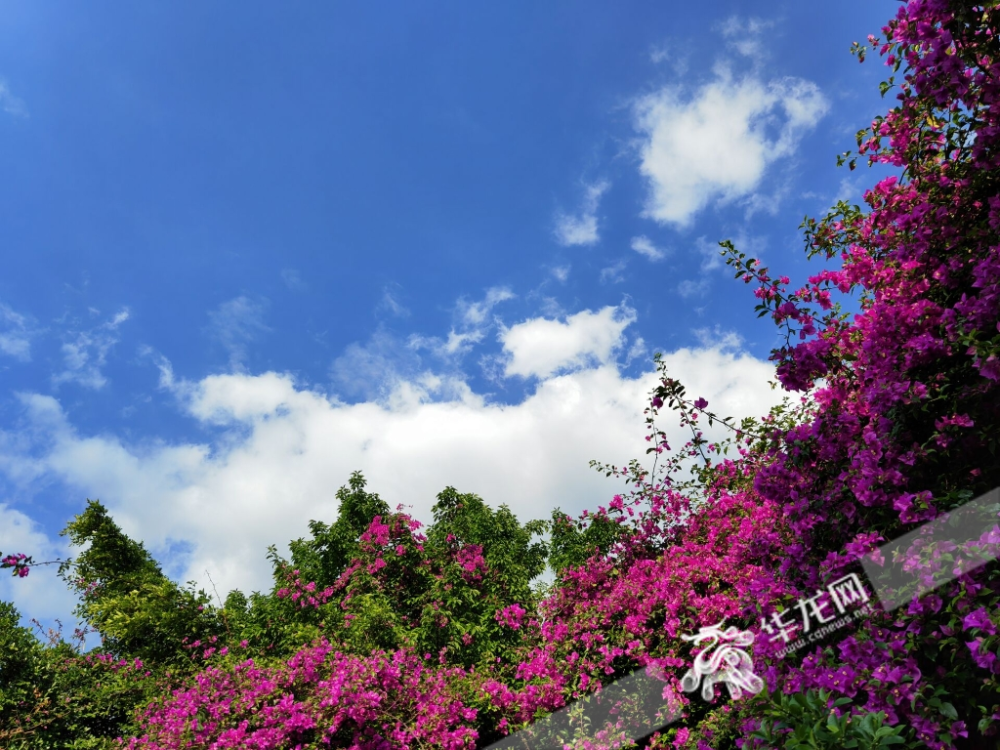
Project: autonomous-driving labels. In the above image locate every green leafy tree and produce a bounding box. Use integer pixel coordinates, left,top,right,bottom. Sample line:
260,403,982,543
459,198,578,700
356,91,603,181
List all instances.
57,499,224,666
285,470,393,585
0,601,164,750
415,486,548,665
215,472,396,658
240,474,550,671
547,506,626,578
0,601,45,747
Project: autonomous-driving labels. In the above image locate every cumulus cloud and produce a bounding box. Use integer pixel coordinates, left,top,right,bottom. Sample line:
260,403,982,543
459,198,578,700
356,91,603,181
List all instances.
0,325,782,620
500,305,637,379
0,302,39,362
554,181,609,247
205,296,271,371
53,308,130,390
633,67,828,227
630,235,669,262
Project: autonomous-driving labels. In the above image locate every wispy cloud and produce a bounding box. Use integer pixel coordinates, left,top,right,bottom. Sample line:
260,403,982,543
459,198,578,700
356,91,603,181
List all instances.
280,269,306,292
696,236,727,272
693,325,745,353
648,41,690,77
53,308,130,389
674,234,766,300
378,283,410,318
632,63,828,227
457,286,515,328
600,259,628,284
630,235,669,262
409,286,515,361
650,44,671,65
554,181,610,247
0,80,27,118
334,287,517,403
330,326,424,402
205,296,271,371
717,16,776,59
0,302,40,362
677,278,710,298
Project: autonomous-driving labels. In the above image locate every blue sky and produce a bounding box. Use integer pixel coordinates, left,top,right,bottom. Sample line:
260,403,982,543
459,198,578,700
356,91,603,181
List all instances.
0,1,899,643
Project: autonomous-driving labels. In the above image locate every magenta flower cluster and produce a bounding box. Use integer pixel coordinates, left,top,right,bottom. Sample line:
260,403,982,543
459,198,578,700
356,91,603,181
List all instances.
2,552,31,577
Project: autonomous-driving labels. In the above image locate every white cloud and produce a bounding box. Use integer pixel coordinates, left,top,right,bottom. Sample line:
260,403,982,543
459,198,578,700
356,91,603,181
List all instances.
53,308,130,390
554,181,610,247
630,235,669,262
205,296,270,371
0,326,782,620
500,305,637,379
633,67,828,227
0,302,39,362
0,80,27,118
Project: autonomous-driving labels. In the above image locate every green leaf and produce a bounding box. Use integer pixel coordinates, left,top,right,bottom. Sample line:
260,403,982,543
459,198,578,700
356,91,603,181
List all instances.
939,701,958,721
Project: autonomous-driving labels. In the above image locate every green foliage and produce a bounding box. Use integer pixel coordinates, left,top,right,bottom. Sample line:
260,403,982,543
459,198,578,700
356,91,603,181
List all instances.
2,478,553,747
425,486,548,600
750,690,919,750
548,506,625,577
215,473,551,671
0,600,45,746
285,470,392,586
415,486,549,666
57,499,225,666
0,601,164,750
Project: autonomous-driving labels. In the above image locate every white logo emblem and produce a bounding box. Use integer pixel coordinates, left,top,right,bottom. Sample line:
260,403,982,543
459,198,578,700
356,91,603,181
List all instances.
680,620,764,701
